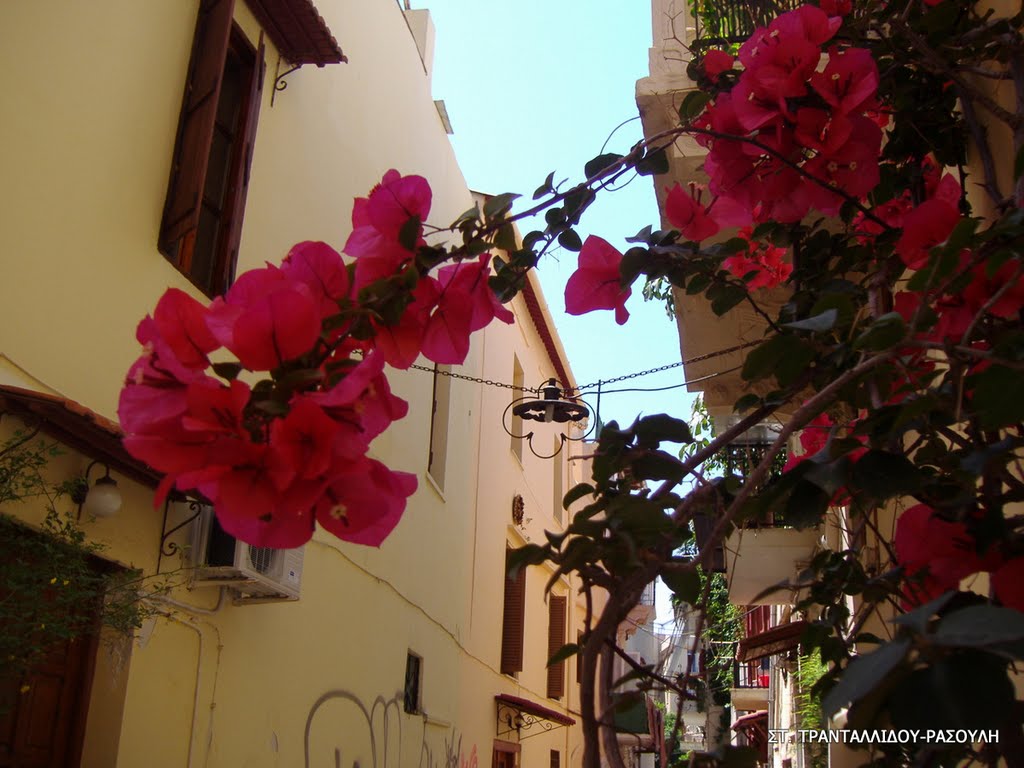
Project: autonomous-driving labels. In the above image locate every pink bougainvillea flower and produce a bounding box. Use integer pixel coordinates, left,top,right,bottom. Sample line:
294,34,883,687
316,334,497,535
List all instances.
281,241,352,319
314,458,417,546
312,351,409,442
783,413,834,472
421,276,475,364
964,260,1024,320
703,49,734,79
565,235,631,325
810,47,879,116
269,396,350,484
151,288,220,369
207,267,322,371
992,557,1024,611
894,504,997,606
820,0,852,16
896,199,959,270
213,458,322,549
437,254,515,332
345,170,432,290
722,230,792,289
180,378,251,436
372,278,436,369
665,183,720,242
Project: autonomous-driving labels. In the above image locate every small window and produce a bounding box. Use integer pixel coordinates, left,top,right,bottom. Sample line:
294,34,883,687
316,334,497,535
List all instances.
547,595,567,698
160,0,265,296
500,547,526,675
427,365,451,490
510,356,524,462
404,652,422,714
550,750,561,768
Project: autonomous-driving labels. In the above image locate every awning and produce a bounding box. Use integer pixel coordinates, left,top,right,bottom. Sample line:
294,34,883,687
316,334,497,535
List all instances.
732,710,768,731
495,694,575,740
0,385,160,489
737,619,809,662
244,0,346,65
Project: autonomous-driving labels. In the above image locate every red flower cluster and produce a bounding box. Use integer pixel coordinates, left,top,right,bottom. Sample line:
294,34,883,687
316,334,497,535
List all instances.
120,171,513,548
695,5,881,224
894,504,1024,610
721,228,792,289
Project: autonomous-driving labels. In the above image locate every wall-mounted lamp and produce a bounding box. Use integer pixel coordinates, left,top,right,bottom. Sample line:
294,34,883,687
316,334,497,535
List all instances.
72,460,122,519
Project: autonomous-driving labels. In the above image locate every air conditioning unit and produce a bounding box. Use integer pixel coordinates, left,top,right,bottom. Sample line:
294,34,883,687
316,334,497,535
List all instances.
189,504,304,603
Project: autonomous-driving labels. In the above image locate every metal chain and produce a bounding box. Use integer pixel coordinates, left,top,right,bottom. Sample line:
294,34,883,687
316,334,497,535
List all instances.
568,340,759,393
408,363,539,393
406,340,760,395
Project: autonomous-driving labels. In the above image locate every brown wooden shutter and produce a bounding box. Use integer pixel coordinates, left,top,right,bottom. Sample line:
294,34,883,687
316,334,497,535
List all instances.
160,0,236,252
547,595,567,698
500,549,526,675
220,31,265,290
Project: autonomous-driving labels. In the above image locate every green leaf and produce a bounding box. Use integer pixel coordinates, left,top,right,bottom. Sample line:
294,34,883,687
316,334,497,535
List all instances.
890,591,955,633
620,247,650,284
822,638,911,718
533,171,556,200
483,192,520,221
398,216,421,251
584,153,624,179
661,568,701,605
853,312,906,351
889,651,1014,732
708,284,747,316
934,605,1024,647
685,273,712,295
507,543,549,578
971,365,1024,429
494,223,517,253
783,308,838,333
635,414,694,447
851,450,921,499
547,642,581,667
558,229,583,252
636,147,669,177
562,483,596,509
678,91,712,122
733,393,761,414
630,450,686,484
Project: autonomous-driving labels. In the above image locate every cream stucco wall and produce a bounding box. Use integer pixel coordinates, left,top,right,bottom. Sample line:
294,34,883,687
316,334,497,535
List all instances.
0,2,593,767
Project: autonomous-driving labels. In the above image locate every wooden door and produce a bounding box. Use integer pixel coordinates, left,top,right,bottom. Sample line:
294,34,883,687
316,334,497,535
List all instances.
0,632,96,768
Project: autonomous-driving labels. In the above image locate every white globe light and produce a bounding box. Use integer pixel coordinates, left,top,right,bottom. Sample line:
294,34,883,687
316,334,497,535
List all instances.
84,476,122,518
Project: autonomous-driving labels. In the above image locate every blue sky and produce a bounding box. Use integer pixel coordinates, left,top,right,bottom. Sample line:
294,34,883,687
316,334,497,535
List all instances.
417,1,687,629
416,0,692,431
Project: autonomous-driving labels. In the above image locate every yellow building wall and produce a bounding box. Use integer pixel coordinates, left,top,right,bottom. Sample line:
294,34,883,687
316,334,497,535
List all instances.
0,1,594,767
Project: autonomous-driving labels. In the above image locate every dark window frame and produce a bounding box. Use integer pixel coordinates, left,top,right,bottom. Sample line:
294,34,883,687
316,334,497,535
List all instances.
500,547,526,675
403,651,422,714
159,0,265,297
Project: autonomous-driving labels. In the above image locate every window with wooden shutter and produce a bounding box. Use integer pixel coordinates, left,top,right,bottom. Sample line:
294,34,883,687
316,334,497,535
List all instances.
427,365,451,490
160,0,265,297
546,594,567,698
550,750,561,768
500,548,526,675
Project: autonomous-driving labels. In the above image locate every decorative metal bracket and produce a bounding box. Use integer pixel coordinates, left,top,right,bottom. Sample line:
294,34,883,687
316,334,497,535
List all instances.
496,700,569,741
271,59,302,107
157,497,204,573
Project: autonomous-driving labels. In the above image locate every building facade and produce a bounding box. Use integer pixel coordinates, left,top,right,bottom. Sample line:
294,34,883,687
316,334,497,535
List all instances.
0,2,594,766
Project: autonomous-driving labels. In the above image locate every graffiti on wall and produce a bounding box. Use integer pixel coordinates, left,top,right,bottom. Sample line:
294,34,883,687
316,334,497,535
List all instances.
304,689,477,768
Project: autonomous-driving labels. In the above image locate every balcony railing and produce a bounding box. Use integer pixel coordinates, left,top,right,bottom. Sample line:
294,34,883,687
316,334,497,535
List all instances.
692,0,802,50
724,439,791,527
733,659,770,689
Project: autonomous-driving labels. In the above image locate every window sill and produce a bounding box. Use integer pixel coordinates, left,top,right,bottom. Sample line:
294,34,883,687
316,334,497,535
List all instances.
423,471,445,502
